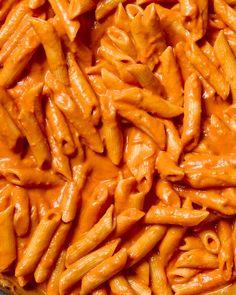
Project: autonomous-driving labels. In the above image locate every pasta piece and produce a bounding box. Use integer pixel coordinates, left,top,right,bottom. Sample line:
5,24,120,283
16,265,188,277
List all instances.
155,179,181,208
47,250,66,295
60,239,120,294
217,220,233,281
15,210,61,277
114,177,136,214
164,120,182,162
66,205,115,266
126,4,143,19
159,46,183,106
127,275,152,295
124,127,157,193
114,102,166,150
198,230,221,254
214,0,236,32
60,164,88,223
19,83,51,168
28,0,45,9
186,39,229,100
46,122,72,180
109,274,134,295
156,151,184,182
181,73,202,151
67,52,100,125
46,97,75,156
80,248,127,294
127,225,166,267
100,95,123,165
91,287,108,295
172,269,233,295
96,0,127,20
0,0,31,48
113,208,145,238
45,71,103,153
175,249,218,269
69,0,97,19
48,0,80,42
114,3,130,32
114,88,183,118
12,186,30,237
34,222,71,283
145,205,209,226
149,253,173,295
0,0,15,21
132,260,149,286
31,18,69,86
214,30,236,104
128,192,145,210
167,265,200,285
0,103,22,151
0,206,16,272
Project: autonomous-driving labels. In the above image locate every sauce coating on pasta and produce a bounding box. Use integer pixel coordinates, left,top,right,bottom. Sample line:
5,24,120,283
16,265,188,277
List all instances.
0,0,236,294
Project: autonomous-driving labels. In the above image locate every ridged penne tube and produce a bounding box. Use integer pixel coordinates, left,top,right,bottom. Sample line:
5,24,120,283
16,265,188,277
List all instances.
100,95,123,165
47,250,66,295
60,164,88,223
125,127,157,193
128,192,145,210
74,182,110,237
0,103,22,150
126,64,163,96
0,206,16,272
114,102,166,150
155,179,181,208
130,4,166,70
113,208,145,238
114,3,130,32
12,186,30,237
127,225,166,267
172,269,232,295
34,222,71,283
91,287,108,295
0,14,32,65
66,205,115,266
179,0,208,41
101,68,129,90
198,230,221,254
46,122,72,180
60,239,120,294
19,83,51,168
178,189,236,215
167,266,200,285
214,0,236,32
159,46,183,106
156,151,184,182
217,220,233,281
175,249,218,269
15,210,61,277
214,30,236,104
28,0,45,9
0,0,30,48
80,248,127,294
165,120,182,162
0,26,40,88
48,0,80,42
181,73,202,152
126,4,143,19
0,0,16,22
31,18,69,86
114,88,183,118
46,97,75,156
67,52,100,125
159,226,186,264
46,71,103,153
186,40,229,100
109,274,134,295
132,260,149,285
144,205,209,226
127,275,152,295
95,0,126,20
149,254,173,295
107,26,136,59
69,0,97,19
114,177,136,214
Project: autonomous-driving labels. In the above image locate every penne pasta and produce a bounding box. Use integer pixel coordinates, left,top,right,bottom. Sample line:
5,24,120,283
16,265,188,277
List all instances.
28,0,45,9
155,179,181,208
127,275,152,295
109,274,134,295
198,230,221,254
69,0,97,19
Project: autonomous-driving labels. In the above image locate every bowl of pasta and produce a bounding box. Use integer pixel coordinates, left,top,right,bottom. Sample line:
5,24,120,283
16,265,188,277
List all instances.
1,0,236,294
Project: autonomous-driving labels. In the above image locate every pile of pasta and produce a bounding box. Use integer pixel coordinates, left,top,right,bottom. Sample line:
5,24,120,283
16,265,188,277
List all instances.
2,0,236,294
